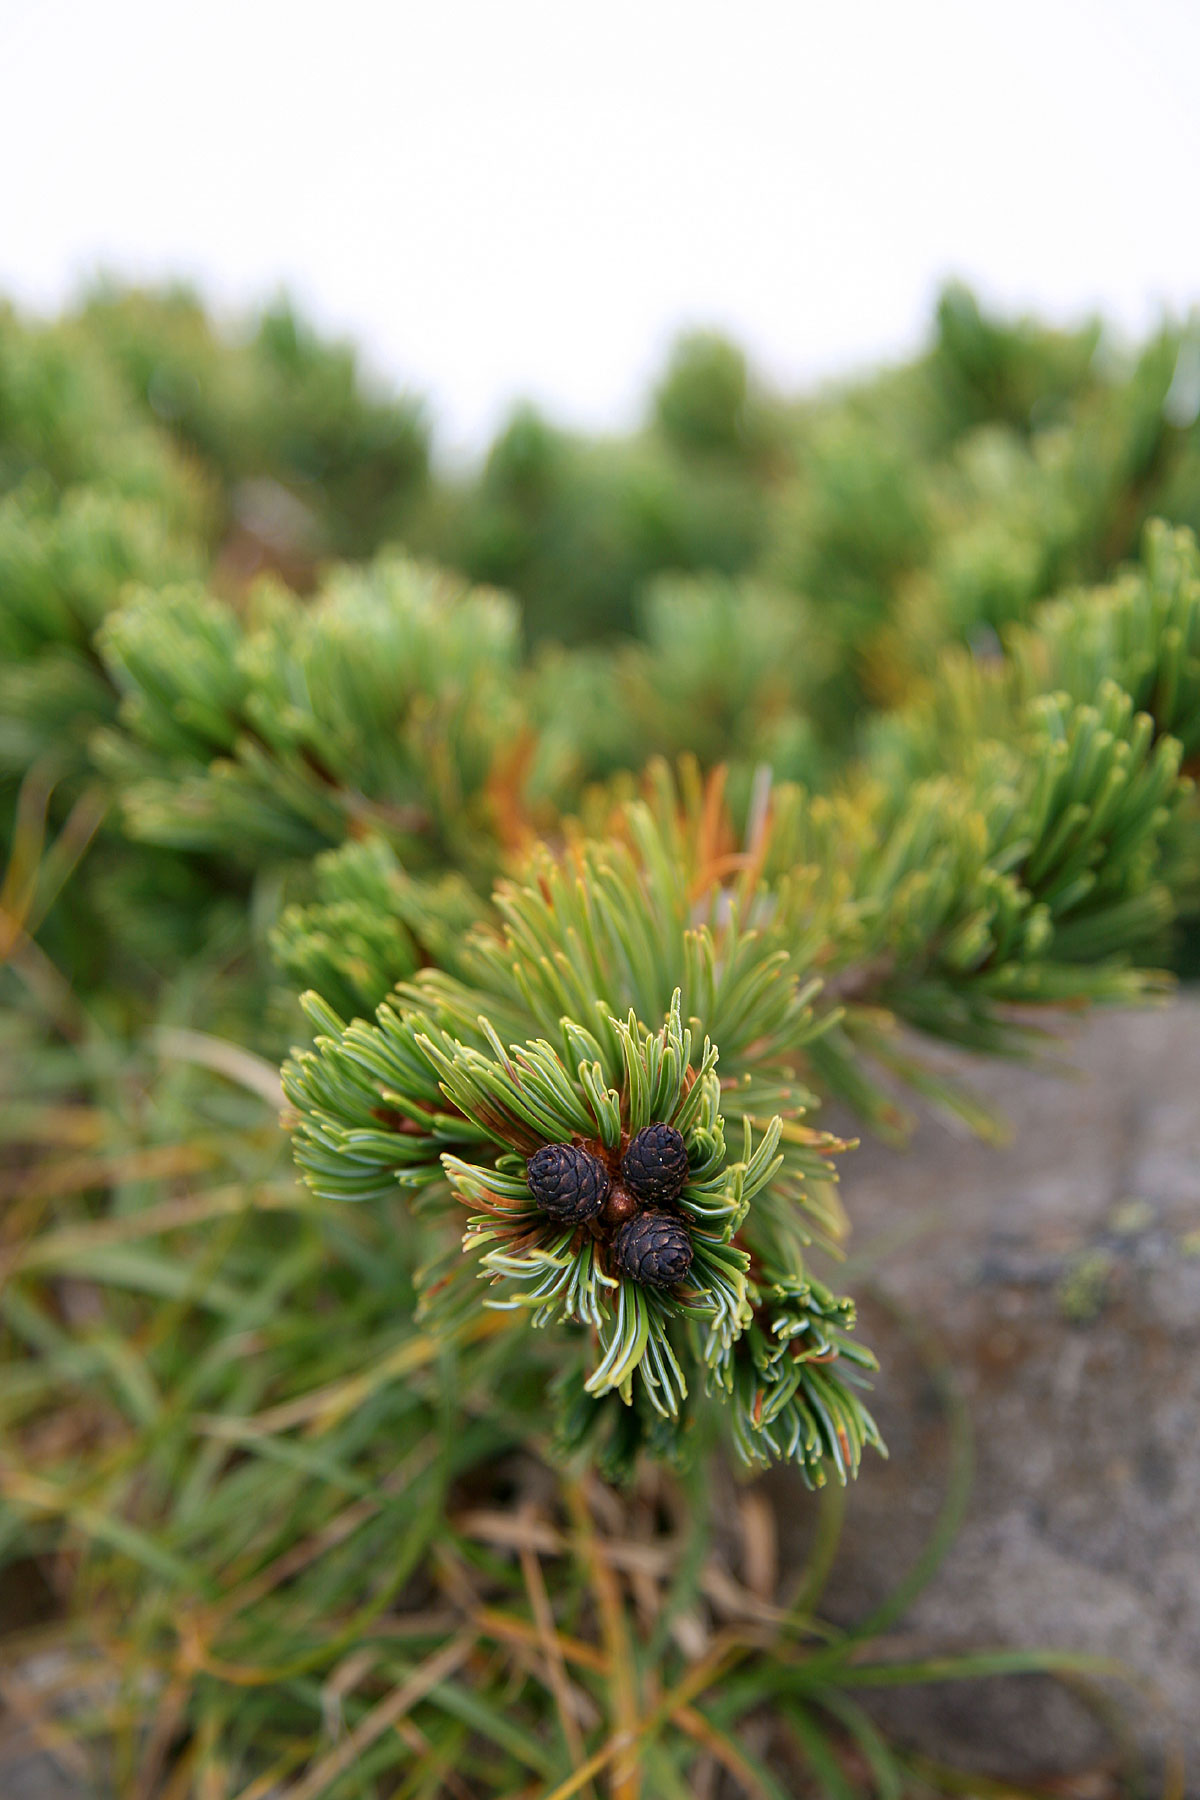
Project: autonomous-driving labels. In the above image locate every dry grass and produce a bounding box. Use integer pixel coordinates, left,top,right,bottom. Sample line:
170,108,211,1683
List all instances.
0,986,1153,1797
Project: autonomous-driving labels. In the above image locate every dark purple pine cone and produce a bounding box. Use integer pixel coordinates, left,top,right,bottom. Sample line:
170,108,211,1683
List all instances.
621,1122,689,1205
526,1142,610,1224
613,1211,694,1288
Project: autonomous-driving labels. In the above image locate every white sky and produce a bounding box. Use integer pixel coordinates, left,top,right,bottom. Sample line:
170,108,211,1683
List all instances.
2,0,1199,455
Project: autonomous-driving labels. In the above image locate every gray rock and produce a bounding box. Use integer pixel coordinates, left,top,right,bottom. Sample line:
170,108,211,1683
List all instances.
0,1750,91,1800
771,997,1200,1788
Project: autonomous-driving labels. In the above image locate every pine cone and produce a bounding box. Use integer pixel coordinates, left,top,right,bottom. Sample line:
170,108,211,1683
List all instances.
621,1122,689,1204
613,1211,694,1287
526,1142,610,1223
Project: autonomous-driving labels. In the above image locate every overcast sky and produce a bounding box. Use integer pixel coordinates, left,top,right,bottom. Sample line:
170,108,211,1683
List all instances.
3,0,1198,454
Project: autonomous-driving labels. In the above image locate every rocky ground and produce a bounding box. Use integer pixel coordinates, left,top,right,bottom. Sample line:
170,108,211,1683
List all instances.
770,995,1200,1789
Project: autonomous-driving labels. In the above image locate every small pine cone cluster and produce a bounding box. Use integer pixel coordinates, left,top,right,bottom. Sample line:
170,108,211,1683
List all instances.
621,1123,689,1204
526,1142,610,1223
613,1211,694,1287
527,1121,694,1288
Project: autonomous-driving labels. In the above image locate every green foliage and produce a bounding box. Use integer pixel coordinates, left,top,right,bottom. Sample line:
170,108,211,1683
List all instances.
282,777,892,1481
929,281,1103,438
95,556,527,876
2,278,1196,1796
653,330,770,460
437,411,771,643
3,1000,1116,1798
859,310,1200,709
284,618,1199,1465
529,573,828,795
626,573,828,778
865,523,1200,946
270,835,486,1020
0,301,211,529
0,480,202,784
77,283,432,558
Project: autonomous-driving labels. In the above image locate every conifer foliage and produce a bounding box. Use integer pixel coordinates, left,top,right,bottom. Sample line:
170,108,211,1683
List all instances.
283,534,1200,1471
3,281,1200,1794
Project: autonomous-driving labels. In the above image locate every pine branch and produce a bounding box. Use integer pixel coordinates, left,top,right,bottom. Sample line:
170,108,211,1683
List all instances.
95,555,530,876
283,523,1200,1467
